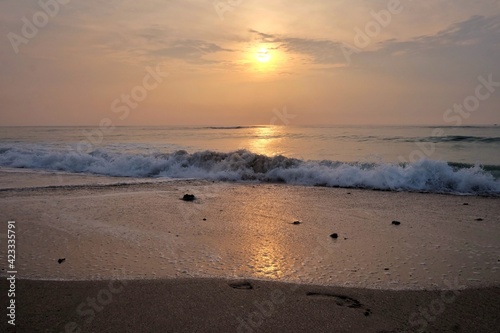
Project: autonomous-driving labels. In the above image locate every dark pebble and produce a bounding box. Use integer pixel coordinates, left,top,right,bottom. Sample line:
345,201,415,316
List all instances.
182,194,196,201
203,218,207,221
330,233,338,239
292,221,301,225
58,258,65,264
384,268,389,271
392,221,401,225
463,203,469,205
475,218,484,221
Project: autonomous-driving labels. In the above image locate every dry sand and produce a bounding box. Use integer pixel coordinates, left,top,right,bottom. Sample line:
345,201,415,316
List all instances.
0,168,499,332
1,278,500,333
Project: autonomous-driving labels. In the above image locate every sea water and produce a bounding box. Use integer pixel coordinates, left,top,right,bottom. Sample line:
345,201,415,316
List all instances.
1,125,499,195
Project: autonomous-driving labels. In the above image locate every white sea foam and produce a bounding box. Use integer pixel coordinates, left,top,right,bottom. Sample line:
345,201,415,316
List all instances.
1,146,499,195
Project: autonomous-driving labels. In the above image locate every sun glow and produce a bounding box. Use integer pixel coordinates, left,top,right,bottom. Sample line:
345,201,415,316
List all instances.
256,47,271,63
239,44,286,77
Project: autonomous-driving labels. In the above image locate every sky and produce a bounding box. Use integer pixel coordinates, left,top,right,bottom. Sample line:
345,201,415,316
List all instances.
0,0,499,126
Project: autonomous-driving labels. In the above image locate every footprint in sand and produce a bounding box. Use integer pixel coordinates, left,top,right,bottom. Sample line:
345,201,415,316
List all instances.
228,281,253,290
306,292,371,316
306,292,362,308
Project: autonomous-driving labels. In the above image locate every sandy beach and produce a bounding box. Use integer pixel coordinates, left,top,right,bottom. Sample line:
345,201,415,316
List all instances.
2,0,500,330
1,168,499,332
1,278,499,333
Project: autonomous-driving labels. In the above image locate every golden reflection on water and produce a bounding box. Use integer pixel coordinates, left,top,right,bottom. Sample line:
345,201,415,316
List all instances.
234,127,299,280
250,239,287,279
247,126,283,157
236,184,298,280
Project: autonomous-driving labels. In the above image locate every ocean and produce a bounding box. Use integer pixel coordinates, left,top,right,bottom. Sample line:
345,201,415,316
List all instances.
1,125,499,195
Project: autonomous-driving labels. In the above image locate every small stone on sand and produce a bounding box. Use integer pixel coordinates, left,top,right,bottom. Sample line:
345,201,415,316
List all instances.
182,194,196,201
392,221,401,225
57,258,65,264
330,233,338,239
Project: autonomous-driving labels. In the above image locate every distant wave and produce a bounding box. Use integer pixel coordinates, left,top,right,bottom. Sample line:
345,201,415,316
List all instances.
375,135,500,143
203,126,268,130
1,146,499,195
421,136,500,143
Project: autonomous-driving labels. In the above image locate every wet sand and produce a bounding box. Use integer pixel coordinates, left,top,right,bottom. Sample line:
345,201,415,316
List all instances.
0,168,499,332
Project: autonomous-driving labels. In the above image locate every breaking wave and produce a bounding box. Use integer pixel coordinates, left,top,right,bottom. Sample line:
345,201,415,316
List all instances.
418,136,500,143
376,135,500,143
0,146,499,195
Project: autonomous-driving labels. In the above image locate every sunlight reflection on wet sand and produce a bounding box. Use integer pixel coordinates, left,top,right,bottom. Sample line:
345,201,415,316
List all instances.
1,171,499,290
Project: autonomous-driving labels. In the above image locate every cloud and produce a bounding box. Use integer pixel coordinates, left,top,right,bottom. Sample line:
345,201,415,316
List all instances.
249,29,346,66
249,14,500,69
379,14,500,55
248,29,275,42
152,39,234,64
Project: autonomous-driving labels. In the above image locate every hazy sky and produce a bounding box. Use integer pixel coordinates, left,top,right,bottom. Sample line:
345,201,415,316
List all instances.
1,0,499,126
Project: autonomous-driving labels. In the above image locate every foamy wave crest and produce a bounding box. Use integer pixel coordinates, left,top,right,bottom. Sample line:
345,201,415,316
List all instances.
1,146,499,195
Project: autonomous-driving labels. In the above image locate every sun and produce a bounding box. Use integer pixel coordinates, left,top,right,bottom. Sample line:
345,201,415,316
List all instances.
256,47,271,63
242,44,284,76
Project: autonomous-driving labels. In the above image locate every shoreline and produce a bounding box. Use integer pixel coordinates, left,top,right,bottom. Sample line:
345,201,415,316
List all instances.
9,165,499,200
1,168,499,289
0,166,499,198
